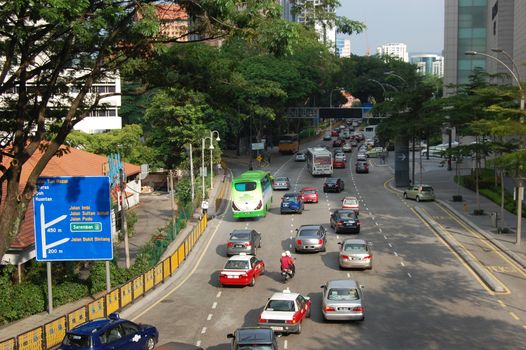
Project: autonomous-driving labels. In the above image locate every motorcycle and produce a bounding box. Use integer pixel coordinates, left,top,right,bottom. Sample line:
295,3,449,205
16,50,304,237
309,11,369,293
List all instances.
281,266,294,282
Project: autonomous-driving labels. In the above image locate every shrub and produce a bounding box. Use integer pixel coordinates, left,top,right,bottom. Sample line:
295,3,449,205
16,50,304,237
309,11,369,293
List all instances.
51,281,90,306
0,283,46,324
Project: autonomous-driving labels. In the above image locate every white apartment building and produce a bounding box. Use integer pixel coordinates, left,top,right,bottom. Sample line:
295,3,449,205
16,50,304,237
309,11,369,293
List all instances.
377,43,409,62
336,38,351,58
410,54,444,77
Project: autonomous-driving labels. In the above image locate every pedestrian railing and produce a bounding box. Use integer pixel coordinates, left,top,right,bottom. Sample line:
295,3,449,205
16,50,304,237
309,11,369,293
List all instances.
0,215,208,350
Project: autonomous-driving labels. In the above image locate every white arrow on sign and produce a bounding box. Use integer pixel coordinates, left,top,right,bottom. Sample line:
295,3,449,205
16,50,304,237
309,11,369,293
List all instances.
40,203,69,259
397,153,407,161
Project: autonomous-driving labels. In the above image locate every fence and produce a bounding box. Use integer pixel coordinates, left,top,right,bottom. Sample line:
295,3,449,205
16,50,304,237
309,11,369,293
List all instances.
0,215,208,350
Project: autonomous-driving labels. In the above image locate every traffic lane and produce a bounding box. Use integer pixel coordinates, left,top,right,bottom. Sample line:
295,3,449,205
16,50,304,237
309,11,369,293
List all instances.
351,159,526,347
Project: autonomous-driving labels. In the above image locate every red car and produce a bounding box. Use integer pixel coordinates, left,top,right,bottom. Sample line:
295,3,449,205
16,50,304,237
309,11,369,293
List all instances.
219,254,265,287
300,187,319,203
331,129,339,137
333,158,346,168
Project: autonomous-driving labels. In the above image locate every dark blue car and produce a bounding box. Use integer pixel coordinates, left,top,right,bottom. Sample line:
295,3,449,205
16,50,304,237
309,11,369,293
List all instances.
59,313,158,350
280,192,304,214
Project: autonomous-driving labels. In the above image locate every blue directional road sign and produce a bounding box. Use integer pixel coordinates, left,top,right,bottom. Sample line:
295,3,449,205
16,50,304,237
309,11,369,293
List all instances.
34,176,113,261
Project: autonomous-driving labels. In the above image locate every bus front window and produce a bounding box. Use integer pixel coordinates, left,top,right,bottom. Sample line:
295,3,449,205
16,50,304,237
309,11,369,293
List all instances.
234,182,257,191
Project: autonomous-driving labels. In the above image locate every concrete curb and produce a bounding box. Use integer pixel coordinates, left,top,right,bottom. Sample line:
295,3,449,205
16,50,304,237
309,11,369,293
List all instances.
414,207,506,293
437,199,526,271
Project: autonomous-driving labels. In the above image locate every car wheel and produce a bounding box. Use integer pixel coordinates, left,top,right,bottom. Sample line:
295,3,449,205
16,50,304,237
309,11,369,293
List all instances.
249,277,256,287
144,337,155,350
403,192,408,199
258,240,261,248
306,308,311,318
416,196,421,202
253,248,257,256
296,321,302,334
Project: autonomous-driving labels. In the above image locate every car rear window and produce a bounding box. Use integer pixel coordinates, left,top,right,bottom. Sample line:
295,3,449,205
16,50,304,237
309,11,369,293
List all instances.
326,178,337,183
338,210,356,219
63,334,92,348
225,260,249,269
231,232,251,240
283,195,297,202
343,244,367,252
235,182,257,191
327,288,359,301
266,300,295,312
299,229,319,237
421,186,433,192
343,198,358,206
303,190,316,194
275,177,288,182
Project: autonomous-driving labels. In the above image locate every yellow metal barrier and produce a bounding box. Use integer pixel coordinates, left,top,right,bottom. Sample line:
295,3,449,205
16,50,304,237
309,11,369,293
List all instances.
170,250,179,273
144,269,154,292
106,289,120,315
0,338,15,350
163,258,171,279
88,297,105,320
178,244,185,265
67,307,87,330
17,328,42,350
120,282,133,308
44,316,66,349
133,275,144,299
154,263,163,285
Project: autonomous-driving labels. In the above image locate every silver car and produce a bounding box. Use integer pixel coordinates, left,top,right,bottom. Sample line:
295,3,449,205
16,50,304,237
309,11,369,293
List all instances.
321,279,365,321
403,184,435,202
294,225,327,253
338,239,372,269
226,229,261,256
272,176,290,190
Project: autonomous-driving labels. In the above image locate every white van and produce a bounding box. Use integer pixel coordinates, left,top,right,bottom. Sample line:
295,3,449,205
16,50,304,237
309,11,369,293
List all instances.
363,125,377,140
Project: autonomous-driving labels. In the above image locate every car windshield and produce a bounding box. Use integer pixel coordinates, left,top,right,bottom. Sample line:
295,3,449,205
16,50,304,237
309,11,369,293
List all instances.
343,198,358,206
343,243,367,253
327,288,359,301
62,334,91,348
338,210,356,219
275,177,288,182
283,195,297,202
231,232,250,240
299,229,318,237
326,178,337,184
224,260,249,269
235,182,257,192
421,186,433,192
266,300,295,312
303,190,316,195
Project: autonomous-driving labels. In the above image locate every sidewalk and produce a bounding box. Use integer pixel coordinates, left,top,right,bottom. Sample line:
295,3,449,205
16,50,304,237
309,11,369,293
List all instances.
0,173,229,343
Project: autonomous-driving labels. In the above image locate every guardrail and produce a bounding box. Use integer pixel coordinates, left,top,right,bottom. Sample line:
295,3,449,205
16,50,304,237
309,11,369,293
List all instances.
0,215,208,350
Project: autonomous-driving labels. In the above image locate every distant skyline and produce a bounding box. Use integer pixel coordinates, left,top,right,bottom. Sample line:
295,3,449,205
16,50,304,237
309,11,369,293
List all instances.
337,0,445,56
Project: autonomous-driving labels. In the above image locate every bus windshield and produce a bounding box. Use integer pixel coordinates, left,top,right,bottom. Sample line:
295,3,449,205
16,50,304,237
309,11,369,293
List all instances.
279,135,298,143
234,182,257,192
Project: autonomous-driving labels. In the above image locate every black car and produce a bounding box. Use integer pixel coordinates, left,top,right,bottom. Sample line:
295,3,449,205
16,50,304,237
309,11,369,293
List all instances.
333,139,344,147
227,327,278,350
355,161,369,174
323,177,344,193
330,209,361,234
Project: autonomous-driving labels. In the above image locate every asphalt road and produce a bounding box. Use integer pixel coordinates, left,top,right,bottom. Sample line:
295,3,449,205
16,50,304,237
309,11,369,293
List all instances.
135,137,526,350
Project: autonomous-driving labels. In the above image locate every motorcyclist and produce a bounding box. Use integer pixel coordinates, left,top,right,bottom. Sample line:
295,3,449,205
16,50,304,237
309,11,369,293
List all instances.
285,251,295,276
280,252,293,279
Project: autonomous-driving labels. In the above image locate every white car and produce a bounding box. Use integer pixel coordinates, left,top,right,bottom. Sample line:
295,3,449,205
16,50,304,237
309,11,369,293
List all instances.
421,142,458,158
342,143,353,152
295,152,307,161
258,289,312,334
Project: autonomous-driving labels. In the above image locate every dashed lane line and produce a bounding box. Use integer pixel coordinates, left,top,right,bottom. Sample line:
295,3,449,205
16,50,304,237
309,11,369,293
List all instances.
216,291,222,298
510,312,520,321
401,262,405,267
201,327,207,334
284,340,288,349
212,302,217,309
388,243,392,248
196,341,202,347
394,252,398,256
407,273,412,278
207,314,213,321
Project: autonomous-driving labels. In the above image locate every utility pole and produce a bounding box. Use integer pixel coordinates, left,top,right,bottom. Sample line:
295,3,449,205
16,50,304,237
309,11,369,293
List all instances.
168,170,176,232
120,169,130,268
189,143,195,202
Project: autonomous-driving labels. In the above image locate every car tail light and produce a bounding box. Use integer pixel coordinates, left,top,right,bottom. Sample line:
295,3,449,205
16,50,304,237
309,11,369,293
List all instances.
240,273,248,277
227,242,233,247
245,242,252,247
340,254,350,260
356,220,361,226
323,306,336,312
352,306,364,313
296,239,302,245
318,239,323,245
363,255,371,260
255,200,263,210
232,202,240,211
258,316,268,323
337,220,343,226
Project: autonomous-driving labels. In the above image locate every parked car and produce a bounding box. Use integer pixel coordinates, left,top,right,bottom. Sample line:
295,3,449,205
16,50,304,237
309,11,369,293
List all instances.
323,133,332,141
227,327,278,350
321,279,365,322
258,288,311,334
323,177,344,193
272,176,290,190
366,147,385,158
330,209,360,234
355,161,369,174
226,229,261,257
342,142,353,152
295,152,307,162
294,224,327,253
300,187,319,203
60,313,158,350
341,196,359,214
338,239,373,270
403,184,435,202
280,192,304,214
219,254,265,287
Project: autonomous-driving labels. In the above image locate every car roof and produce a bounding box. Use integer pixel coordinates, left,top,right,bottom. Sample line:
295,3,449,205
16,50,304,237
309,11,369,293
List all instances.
284,192,300,196
275,176,289,180
343,196,357,200
326,279,359,289
231,229,253,235
301,187,316,191
236,327,274,344
325,177,340,182
299,224,322,230
342,238,367,245
228,254,253,262
68,318,118,335
269,289,299,301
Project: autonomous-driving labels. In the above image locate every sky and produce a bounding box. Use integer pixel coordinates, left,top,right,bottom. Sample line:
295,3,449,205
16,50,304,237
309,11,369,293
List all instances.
337,0,445,56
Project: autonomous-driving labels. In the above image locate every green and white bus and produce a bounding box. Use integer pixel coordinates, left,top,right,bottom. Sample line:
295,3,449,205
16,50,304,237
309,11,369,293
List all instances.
231,170,273,219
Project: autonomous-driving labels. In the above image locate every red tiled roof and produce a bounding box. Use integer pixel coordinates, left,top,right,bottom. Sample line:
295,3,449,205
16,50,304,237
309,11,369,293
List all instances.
155,4,188,20
2,147,140,250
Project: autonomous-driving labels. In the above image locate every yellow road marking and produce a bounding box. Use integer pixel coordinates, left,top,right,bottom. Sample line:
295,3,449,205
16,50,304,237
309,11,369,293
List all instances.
498,300,507,308
132,216,224,321
411,207,495,295
436,203,526,279
383,177,400,195
522,325,526,331
510,312,520,321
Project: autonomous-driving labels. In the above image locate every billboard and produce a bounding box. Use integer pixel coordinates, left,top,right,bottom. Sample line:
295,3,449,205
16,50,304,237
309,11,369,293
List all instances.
33,176,113,261
319,107,363,119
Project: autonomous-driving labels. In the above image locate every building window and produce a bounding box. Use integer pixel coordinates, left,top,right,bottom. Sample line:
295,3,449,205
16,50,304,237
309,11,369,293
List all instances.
88,109,118,117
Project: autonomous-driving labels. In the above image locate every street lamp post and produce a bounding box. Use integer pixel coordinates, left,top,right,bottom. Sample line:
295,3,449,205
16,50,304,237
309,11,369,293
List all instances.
201,137,214,200
465,50,524,245
209,130,220,190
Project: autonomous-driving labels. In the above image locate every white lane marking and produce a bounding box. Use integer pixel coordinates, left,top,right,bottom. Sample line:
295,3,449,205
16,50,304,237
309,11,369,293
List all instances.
384,235,387,240
201,327,207,334
289,244,292,248
289,236,293,239
346,273,351,278
336,235,340,239
291,223,294,227
290,230,293,234
388,243,392,248
407,272,412,278
370,216,374,220
212,302,217,309
379,228,382,233
216,291,222,298
394,251,398,256
207,313,213,321
196,341,202,347
284,340,288,349
375,222,379,226
400,262,405,267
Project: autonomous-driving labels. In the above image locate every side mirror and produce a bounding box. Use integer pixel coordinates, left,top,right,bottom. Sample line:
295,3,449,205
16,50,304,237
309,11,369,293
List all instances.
337,242,342,245
320,285,325,288
227,333,234,339
360,285,365,289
